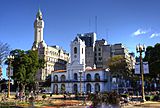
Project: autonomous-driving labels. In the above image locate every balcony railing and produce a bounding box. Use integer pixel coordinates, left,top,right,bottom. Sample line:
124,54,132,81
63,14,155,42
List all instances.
51,79,108,83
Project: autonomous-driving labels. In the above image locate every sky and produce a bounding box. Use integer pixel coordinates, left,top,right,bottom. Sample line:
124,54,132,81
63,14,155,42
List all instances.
0,0,160,77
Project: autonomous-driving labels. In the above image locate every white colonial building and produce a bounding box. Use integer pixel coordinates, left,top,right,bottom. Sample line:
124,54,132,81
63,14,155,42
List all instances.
51,37,111,94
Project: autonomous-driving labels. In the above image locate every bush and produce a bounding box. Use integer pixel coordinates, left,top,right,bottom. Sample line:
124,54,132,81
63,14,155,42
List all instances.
152,95,160,101
25,91,29,96
121,94,129,98
145,96,151,101
108,91,120,105
145,95,154,101
29,96,34,101
88,91,120,107
42,94,47,100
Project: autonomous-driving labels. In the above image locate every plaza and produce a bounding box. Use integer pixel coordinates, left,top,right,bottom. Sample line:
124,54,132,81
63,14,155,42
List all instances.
0,1,160,108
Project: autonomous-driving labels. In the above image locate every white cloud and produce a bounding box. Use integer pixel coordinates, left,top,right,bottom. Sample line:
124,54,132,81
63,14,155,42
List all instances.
150,33,160,38
132,29,148,36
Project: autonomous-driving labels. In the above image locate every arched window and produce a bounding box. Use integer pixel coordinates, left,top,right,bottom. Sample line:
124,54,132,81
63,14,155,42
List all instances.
54,75,58,82
86,74,91,81
74,73,78,80
74,47,77,54
86,83,92,93
73,84,78,94
61,75,66,82
95,83,100,93
53,84,58,94
61,84,65,93
95,73,100,81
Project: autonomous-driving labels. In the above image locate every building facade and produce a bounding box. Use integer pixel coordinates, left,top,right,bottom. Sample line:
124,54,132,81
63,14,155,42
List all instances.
32,9,69,81
78,33,96,68
76,33,135,70
51,37,111,94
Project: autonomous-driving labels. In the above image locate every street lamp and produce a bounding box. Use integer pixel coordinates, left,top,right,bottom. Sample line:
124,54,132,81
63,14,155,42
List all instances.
7,55,14,98
79,71,83,95
136,44,146,102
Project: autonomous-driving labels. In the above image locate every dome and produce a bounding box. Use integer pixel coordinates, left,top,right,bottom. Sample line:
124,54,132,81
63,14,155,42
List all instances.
36,9,42,19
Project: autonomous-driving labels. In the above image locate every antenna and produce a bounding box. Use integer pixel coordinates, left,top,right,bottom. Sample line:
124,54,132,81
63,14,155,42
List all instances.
106,29,109,44
89,17,91,32
95,16,97,34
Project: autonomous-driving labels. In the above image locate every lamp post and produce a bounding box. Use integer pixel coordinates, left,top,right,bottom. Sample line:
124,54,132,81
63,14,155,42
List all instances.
7,55,14,98
79,71,82,95
136,44,146,102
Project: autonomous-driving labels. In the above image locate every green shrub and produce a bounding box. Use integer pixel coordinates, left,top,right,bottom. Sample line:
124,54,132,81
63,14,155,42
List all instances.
25,90,29,96
152,95,160,101
145,95,154,101
29,96,34,101
121,94,129,98
145,96,151,101
88,91,120,107
108,91,120,105
42,94,47,100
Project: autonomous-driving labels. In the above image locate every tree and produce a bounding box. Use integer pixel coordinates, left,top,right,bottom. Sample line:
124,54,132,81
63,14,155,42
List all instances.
108,55,131,78
144,43,160,81
42,74,51,87
8,49,45,92
0,41,10,66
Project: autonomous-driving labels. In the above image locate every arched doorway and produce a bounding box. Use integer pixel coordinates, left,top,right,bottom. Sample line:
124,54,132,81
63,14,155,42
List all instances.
61,75,66,82
95,83,100,93
54,75,58,82
53,84,58,94
86,74,91,81
74,73,78,80
95,73,100,81
86,83,92,93
61,84,65,94
73,84,78,94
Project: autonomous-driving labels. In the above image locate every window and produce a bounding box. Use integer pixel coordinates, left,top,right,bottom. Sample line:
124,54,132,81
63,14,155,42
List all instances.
95,83,100,93
74,73,78,80
54,75,58,82
99,57,102,61
95,57,97,61
86,83,92,93
98,53,101,56
98,48,101,51
73,84,78,94
61,75,66,82
95,73,100,81
74,47,77,54
86,74,91,81
61,84,65,93
95,48,97,51
53,84,58,94
82,48,83,54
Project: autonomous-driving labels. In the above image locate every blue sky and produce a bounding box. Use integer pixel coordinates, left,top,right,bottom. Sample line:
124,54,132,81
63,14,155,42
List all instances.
0,0,160,77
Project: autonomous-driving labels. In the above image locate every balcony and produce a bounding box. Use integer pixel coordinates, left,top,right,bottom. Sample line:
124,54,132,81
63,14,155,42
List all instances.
51,79,108,83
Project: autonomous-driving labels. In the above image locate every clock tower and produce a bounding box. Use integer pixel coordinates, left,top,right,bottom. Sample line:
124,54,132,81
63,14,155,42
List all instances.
32,9,44,50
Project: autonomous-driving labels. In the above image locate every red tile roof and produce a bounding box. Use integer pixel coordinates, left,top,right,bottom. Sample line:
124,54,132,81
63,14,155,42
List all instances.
85,68,104,72
52,70,66,73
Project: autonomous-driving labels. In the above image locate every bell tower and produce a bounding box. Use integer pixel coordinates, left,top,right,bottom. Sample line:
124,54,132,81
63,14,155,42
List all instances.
32,9,44,50
70,37,86,65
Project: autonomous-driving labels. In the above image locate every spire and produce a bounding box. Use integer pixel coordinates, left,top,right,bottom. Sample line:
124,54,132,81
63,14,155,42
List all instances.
36,8,42,20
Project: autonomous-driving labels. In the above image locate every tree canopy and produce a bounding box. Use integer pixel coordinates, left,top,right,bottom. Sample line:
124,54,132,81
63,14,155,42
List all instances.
108,55,131,78
144,43,160,79
8,49,45,91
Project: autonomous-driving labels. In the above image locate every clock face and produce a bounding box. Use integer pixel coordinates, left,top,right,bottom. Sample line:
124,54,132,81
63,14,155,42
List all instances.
37,22,42,26
74,55,77,58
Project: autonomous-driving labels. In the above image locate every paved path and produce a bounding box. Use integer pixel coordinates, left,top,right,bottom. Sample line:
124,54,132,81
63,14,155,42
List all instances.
124,101,160,108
